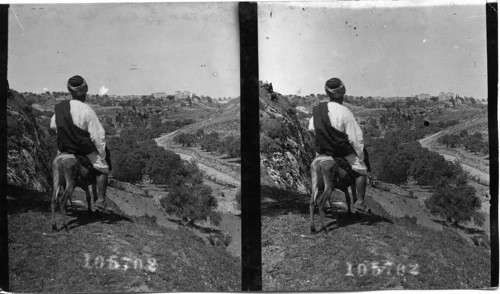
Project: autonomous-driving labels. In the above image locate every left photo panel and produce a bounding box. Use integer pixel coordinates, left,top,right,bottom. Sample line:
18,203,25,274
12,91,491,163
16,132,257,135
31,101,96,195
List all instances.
6,3,241,292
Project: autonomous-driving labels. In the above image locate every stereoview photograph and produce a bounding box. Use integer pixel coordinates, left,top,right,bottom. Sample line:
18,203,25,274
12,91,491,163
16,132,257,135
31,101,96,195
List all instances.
7,3,241,292
259,1,492,290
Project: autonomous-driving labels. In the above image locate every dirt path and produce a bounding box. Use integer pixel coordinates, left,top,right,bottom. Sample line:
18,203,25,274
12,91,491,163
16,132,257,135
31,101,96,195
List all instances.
418,131,442,149
419,133,489,185
177,152,240,187
156,131,240,186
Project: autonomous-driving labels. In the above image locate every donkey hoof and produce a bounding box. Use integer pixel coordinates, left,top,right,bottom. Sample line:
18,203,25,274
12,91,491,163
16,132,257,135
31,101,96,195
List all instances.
52,224,58,231
310,227,317,234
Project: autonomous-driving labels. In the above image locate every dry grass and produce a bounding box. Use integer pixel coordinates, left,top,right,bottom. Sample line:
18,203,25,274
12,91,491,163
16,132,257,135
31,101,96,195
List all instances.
7,186,240,292
261,185,491,291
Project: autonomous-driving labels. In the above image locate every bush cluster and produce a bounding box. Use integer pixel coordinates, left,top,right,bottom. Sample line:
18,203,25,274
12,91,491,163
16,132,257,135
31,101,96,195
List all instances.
371,135,464,186
160,185,220,225
260,134,281,154
463,132,489,155
174,131,241,158
108,137,203,186
437,131,488,155
260,117,288,141
370,131,482,226
437,134,462,148
173,133,198,147
425,180,484,226
108,133,219,225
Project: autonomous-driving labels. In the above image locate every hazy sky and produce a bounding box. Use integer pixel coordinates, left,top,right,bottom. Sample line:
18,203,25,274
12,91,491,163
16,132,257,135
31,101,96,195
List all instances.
8,3,240,97
259,2,488,99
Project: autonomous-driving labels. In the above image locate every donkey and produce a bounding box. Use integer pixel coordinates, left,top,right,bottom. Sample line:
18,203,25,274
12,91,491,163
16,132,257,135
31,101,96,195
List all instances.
309,155,357,234
51,153,97,232
309,149,371,234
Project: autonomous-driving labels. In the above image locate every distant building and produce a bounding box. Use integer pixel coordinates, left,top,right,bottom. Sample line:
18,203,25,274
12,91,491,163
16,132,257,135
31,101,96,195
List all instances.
174,90,191,100
152,92,167,99
417,93,431,100
438,91,454,101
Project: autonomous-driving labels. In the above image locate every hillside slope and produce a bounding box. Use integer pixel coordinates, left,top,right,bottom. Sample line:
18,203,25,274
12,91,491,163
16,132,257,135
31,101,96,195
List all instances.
158,98,240,138
7,91,54,192
262,186,491,290
259,87,315,193
7,184,240,292
420,115,488,148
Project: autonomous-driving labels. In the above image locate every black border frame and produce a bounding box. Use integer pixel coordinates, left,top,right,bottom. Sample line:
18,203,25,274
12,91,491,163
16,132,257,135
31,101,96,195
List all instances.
0,4,9,292
0,2,498,291
486,2,498,288
239,2,262,291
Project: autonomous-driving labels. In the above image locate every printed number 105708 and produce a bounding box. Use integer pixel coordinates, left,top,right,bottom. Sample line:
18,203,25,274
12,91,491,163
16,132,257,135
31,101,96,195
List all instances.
83,253,157,272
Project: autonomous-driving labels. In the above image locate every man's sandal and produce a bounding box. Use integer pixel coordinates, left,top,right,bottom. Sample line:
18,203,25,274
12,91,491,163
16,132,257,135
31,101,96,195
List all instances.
95,201,115,213
353,203,372,214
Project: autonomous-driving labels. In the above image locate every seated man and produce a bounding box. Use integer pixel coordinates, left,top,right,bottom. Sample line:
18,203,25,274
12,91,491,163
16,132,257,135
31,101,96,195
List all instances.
50,75,111,212
308,77,370,213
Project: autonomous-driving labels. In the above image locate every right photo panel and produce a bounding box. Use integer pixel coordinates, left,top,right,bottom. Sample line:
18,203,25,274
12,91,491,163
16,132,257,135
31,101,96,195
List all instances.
259,1,492,290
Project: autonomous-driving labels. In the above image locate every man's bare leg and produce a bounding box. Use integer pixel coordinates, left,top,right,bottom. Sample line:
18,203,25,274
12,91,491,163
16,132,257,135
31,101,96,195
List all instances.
95,173,110,212
354,175,370,212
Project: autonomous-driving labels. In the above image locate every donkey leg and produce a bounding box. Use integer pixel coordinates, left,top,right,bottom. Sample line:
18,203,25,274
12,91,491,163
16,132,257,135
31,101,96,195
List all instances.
343,188,352,214
350,183,358,204
318,188,332,234
60,185,75,233
319,160,335,233
310,159,320,234
91,183,98,204
84,187,92,214
349,184,357,214
51,185,60,231
310,188,320,233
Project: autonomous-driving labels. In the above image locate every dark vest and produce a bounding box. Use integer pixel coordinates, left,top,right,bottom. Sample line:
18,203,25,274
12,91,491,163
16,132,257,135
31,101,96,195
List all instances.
312,102,355,157
54,100,97,155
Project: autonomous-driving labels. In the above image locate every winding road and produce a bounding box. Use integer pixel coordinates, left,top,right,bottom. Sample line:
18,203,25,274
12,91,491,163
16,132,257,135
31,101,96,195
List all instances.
419,132,489,185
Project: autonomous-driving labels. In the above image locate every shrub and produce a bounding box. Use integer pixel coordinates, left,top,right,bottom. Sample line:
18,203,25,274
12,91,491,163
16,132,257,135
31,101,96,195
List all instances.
408,152,458,186
112,152,146,183
199,132,221,153
160,184,220,225
425,183,482,226
195,129,205,138
376,154,409,184
223,135,241,158
261,117,287,141
174,132,198,147
146,151,202,187
260,134,281,153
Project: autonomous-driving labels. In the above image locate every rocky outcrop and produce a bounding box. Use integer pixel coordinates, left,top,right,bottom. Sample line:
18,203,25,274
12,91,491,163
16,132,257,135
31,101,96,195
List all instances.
259,85,315,194
7,90,55,193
